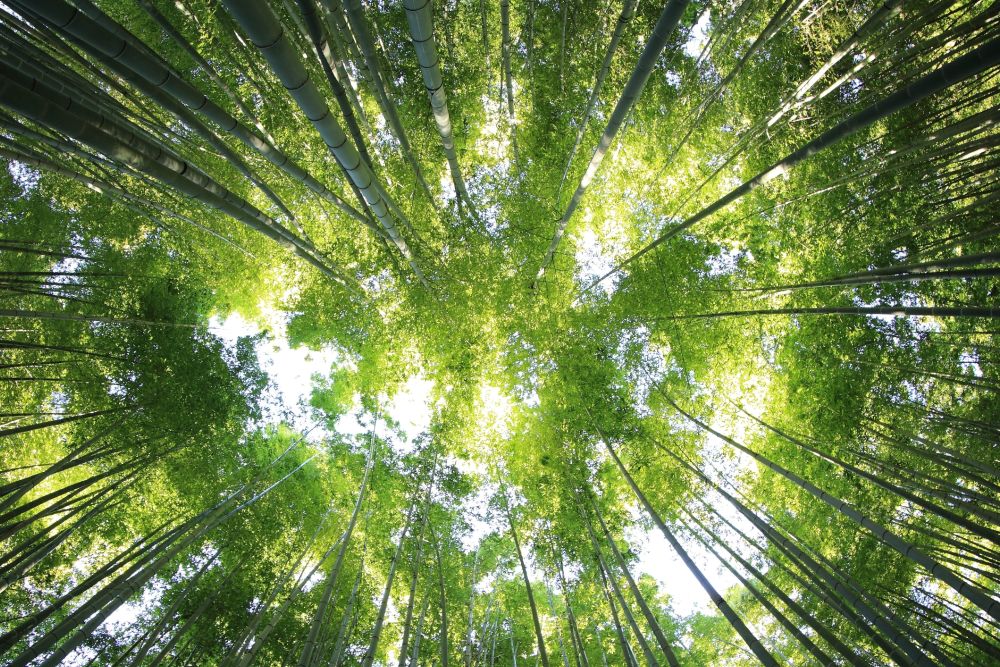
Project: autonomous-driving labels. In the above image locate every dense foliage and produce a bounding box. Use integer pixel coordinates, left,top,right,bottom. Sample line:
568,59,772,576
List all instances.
0,0,998,664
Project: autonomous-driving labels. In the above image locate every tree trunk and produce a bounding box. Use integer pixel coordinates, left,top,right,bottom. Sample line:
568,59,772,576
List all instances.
499,0,518,167
504,495,550,667
298,439,377,667
296,0,374,174
596,562,636,667
657,389,1000,622
596,430,778,666
409,590,432,667
587,495,680,666
398,489,432,667
340,0,435,205
659,305,1000,320
464,548,479,667
596,36,1000,287
224,0,429,287
533,0,691,287
431,524,451,667
361,497,417,667
326,559,365,667
557,0,638,200
404,0,472,208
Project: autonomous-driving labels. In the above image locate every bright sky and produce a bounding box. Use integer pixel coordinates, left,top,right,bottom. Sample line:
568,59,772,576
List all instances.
627,493,742,619
574,225,619,296
212,310,436,448
685,10,711,59
212,310,339,433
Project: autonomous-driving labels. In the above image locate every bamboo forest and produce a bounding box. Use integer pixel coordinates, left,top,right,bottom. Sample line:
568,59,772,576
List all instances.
1,0,999,664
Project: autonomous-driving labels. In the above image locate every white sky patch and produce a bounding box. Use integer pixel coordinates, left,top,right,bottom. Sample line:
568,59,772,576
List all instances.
477,383,514,439
317,376,435,454
214,309,439,456
454,470,496,552
212,311,339,436
362,268,394,296
574,225,619,296
684,11,711,59
705,246,753,277
479,93,512,165
386,374,435,448
629,512,740,618
522,388,540,408
301,567,326,594
958,350,983,378
439,165,457,205
6,159,40,194
101,595,150,632
334,406,368,439
452,453,489,479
